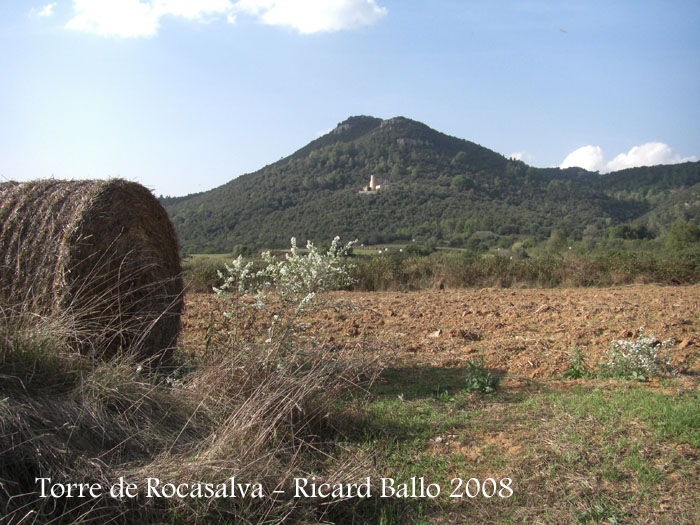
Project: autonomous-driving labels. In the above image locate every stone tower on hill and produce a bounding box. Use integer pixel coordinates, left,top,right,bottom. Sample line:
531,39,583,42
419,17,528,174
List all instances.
359,175,381,194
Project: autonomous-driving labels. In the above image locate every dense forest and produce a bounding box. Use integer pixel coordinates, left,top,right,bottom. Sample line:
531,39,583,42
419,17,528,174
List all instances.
161,116,700,254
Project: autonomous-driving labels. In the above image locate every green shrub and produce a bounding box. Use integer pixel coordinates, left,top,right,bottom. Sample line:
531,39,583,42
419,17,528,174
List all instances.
665,220,700,250
350,250,700,291
215,236,357,349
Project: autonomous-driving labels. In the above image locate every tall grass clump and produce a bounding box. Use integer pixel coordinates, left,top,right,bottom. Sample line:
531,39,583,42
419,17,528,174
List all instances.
0,305,205,523
181,255,228,293
1,237,380,523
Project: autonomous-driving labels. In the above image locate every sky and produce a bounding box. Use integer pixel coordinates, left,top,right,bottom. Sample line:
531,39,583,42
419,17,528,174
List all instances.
1,0,699,197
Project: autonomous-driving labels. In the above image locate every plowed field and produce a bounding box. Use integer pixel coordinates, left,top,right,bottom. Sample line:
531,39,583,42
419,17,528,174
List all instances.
183,284,700,377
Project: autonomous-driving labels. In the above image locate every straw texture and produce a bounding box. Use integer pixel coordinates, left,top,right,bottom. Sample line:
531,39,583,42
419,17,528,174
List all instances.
0,179,183,360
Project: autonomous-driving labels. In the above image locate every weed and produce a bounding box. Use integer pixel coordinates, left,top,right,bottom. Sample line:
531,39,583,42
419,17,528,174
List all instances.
433,387,454,402
563,348,593,379
463,355,500,394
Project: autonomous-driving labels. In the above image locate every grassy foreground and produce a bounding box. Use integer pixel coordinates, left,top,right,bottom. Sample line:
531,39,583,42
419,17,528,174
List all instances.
357,368,700,523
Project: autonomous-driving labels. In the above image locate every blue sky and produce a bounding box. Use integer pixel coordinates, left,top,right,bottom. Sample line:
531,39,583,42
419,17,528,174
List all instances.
1,0,699,196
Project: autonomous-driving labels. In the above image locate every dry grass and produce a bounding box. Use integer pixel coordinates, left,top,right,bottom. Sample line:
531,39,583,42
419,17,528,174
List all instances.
0,298,380,524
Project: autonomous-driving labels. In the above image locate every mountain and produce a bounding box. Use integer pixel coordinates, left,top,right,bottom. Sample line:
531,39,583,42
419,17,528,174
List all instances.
161,116,700,253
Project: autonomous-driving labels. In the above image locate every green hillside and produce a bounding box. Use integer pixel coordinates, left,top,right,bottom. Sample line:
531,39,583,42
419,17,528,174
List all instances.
161,116,700,253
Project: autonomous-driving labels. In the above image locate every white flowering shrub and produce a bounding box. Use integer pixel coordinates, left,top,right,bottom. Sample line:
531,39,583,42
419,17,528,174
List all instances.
600,329,674,379
258,236,356,305
214,236,356,352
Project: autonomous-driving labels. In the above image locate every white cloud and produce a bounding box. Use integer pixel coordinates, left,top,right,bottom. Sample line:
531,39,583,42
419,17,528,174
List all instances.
37,3,57,17
67,0,161,37
605,142,697,172
65,0,386,37
509,151,534,163
66,0,235,38
560,142,697,173
156,0,235,20
560,145,606,171
233,0,388,34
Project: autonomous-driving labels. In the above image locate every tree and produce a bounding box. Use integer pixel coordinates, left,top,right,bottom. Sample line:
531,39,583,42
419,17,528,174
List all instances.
666,220,700,250
450,174,472,192
547,229,568,252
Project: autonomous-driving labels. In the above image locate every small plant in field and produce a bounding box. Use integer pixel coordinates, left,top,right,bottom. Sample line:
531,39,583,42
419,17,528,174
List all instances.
563,348,592,379
463,355,499,394
433,386,454,402
599,329,674,380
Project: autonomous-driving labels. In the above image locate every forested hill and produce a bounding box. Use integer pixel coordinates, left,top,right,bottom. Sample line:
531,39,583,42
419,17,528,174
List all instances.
161,116,700,253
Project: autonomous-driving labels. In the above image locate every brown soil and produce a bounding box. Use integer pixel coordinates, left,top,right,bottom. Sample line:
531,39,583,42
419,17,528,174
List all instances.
182,284,700,378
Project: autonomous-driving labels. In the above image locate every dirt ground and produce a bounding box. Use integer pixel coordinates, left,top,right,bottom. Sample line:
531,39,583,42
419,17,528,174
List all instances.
182,284,700,378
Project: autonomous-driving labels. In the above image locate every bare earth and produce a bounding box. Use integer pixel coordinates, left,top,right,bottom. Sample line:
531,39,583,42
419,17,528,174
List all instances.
183,284,700,377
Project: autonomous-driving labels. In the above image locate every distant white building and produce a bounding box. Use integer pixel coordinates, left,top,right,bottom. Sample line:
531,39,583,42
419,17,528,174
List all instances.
359,175,382,194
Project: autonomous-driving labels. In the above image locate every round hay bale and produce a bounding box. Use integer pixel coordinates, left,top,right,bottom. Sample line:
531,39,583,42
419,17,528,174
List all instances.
0,179,183,361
